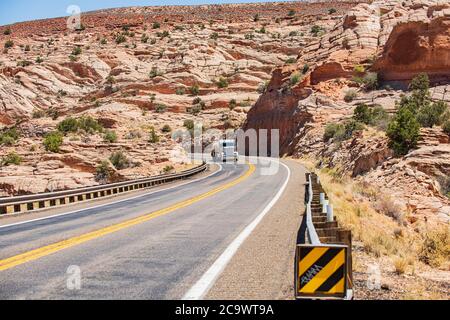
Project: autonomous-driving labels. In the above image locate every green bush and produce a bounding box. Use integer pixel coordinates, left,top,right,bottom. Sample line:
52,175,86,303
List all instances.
103,130,118,143
417,100,448,128
95,160,112,182
155,104,167,113
115,34,127,44
4,40,13,49
184,120,195,130
77,116,103,133
290,72,301,86
285,57,296,64
310,25,322,36
163,165,175,173
109,151,130,170
57,117,79,134
288,9,296,17
0,128,19,146
72,46,82,56
329,8,337,14
148,128,160,143
324,120,364,142
153,22,161,29
1,152,22,166
176,88,186,95
324,123,345,142
43,131,64,153
3,28,11,35
353,104,389,127
217,77,229,88
229,99,237,110
386,107,420,156
161,125,172,133
443,120,450,136
189,84,200,96
344,90,358,103
210,32,219,40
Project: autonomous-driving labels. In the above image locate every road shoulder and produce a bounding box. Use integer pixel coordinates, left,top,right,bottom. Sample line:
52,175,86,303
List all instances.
206,159,306,300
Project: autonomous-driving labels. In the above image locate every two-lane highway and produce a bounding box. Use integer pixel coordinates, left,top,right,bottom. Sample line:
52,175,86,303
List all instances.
0,159,290,299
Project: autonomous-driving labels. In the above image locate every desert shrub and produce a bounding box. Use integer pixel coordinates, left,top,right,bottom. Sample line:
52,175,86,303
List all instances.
43,131,63,153
288,9,296,17
189,84,200,96
152,22,161,29
418,227,449,268
386,107,420,156
310,25,322,36
115,34,126,44
176,87,186,95
141,34,149,43
35,56,44,64
253,14,260,22
17,60,32,67
393,257,407,275
216,77,229,89
163,165,175,173
417,100,448,128
354,65,365,74
324,123,345,142
302,64,310,74
161,125,172,133
1,152,22,166
188,105,202,115
149,67,162,79
24,45,31,52
257,82,268,94
229,99,237,110
184,120,195,130
374,195,405,225
32,109,46,119
125,130,142,140
354,72,378,91
0,128,19,146
57,117,79,134
353,104,389,128
155,104,167,113
328,8,337,14
103,130,118,143
344,89,357,102
288,31,298,37
443,120,450,136
148,128,160,143
46,107,59,120
72,46,82,56
210,32,219,40
77,116,103,134
285,57,296,64
290,72,301,86
109,151,130,170
3,28,11,35
95,160,112,182
100,38,108,45
4,40,13,48
244,33,254,40
324,120,364,142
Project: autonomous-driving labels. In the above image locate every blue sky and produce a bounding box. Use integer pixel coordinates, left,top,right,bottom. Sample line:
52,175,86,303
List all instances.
0,0,297,26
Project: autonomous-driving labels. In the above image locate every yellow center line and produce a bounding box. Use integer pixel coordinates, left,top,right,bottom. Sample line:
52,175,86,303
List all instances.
0,164,256,272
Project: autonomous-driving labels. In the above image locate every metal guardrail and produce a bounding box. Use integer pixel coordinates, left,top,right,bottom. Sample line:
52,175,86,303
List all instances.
305,173,321,245
0,163,208,215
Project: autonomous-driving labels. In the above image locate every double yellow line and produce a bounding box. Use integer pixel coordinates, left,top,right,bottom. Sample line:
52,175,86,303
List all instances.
0,164,256,272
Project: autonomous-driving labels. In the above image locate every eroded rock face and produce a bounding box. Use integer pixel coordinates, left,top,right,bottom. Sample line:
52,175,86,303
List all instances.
244,0,450,224
0,1,367,196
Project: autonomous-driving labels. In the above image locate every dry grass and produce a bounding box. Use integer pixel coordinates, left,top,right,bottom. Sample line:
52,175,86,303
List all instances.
294,156,450,300
296,157,448,266
418,226,450,269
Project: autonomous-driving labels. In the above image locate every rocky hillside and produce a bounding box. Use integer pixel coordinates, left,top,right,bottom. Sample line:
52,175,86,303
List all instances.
245,0,450,225
0,1,367,196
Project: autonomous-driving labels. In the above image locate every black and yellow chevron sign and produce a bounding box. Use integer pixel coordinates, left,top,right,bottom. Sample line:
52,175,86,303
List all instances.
296,245,348,298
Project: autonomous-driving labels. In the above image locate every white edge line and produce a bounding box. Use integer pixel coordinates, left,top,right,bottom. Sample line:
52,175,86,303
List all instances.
0,164,223,229
182,160,291,300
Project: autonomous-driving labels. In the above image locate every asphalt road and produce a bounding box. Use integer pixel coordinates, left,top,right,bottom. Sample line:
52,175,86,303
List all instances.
0,159,290,300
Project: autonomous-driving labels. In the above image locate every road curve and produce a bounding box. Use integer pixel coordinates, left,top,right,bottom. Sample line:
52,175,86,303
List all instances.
0,159,290,300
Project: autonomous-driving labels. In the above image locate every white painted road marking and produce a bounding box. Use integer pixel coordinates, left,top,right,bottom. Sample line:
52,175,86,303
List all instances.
182,160,291,300
0,165,223,230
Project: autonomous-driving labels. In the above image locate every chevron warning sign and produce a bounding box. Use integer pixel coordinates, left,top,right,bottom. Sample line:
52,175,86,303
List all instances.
295,245,348,299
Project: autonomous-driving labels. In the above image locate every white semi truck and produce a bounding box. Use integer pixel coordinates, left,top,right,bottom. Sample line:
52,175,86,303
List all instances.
211,139,239,162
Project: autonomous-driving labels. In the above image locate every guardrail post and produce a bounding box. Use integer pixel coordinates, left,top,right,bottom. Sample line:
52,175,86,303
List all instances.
322,200,329,214
327,204,334,222
319,193,325,204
